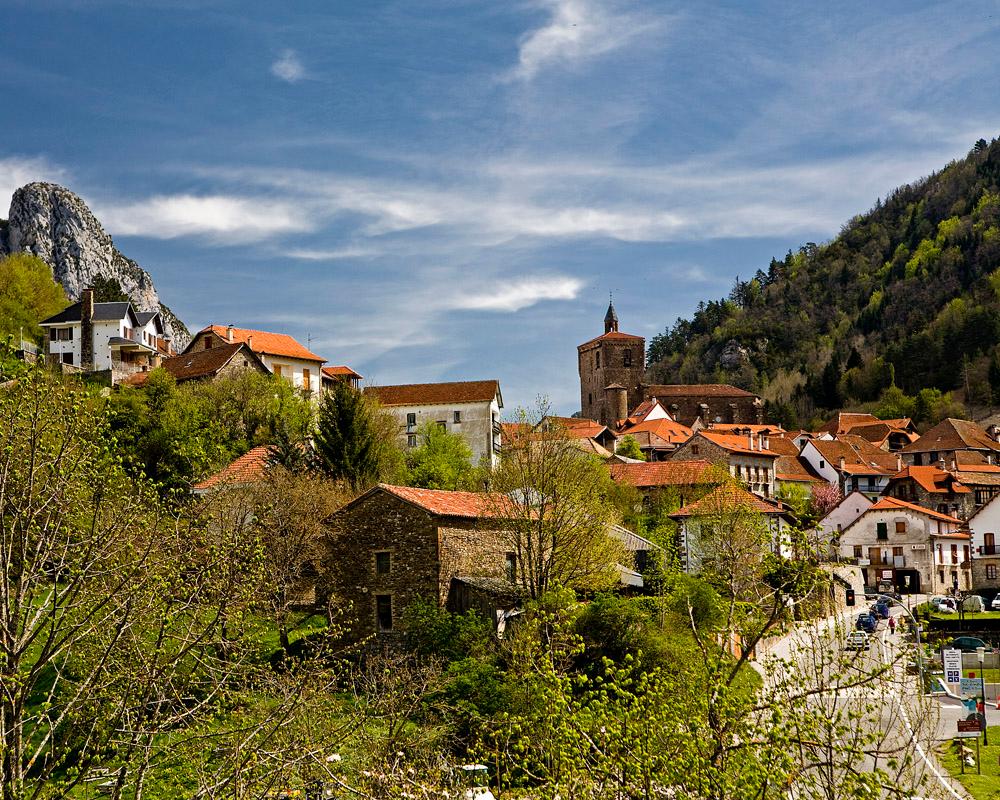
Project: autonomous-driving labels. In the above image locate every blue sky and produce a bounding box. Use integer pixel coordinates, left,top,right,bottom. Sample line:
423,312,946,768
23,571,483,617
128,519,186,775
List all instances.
2,0,999,413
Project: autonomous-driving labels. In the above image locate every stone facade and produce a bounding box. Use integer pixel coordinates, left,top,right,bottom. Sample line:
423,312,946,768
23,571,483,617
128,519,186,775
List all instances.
578,302,645,426
670,432,777,497
642,385,764,428
321,487,511,641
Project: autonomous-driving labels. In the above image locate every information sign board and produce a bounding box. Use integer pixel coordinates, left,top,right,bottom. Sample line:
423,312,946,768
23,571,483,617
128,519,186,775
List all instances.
960,677,982,696
943,648,962,685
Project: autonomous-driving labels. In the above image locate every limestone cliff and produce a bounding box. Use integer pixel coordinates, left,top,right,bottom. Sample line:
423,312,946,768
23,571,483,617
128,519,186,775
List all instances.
0,182,190,347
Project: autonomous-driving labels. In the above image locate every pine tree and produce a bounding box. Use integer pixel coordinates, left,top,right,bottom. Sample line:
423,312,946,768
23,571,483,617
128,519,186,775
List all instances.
313,382,399,489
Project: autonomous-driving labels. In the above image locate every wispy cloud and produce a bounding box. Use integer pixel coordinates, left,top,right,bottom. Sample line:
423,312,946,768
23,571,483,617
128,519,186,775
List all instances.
509,0,656,81
0,156,68,217
96,194,315,241
285,246,378,261
271,49,306,83
446,276,583,312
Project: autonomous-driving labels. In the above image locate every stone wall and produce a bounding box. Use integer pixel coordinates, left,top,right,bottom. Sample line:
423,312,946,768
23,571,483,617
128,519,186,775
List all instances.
578,338,645,424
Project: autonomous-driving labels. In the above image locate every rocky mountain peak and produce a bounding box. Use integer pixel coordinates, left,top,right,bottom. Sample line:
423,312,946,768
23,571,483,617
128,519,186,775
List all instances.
1,182,190,347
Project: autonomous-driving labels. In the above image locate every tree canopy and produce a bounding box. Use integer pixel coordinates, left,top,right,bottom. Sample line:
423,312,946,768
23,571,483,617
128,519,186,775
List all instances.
0,252,67,344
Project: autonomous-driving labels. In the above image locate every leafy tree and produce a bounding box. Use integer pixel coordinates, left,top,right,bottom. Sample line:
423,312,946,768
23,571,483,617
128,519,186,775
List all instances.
873,383,916,419
0,252,67,344
614,434,646,460
404,420,477,489
91,273,129,302
314,381,403,490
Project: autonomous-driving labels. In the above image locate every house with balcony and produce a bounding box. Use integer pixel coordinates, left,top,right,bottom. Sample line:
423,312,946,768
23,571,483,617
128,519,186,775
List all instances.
836,496,971,595
364,380,503,468
798,436,898,499
883,465,975,520
966,493,1000,592
185,324,326,394
670,428,779,498
39,288,173,383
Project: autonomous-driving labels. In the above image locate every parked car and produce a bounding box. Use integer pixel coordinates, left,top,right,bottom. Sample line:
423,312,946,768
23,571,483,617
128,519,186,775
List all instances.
871,602,890,619
856,613,878,633
962,594,985,613
991,594,1000,611
844,631,871,651
948,636,988,652
930,596,957,613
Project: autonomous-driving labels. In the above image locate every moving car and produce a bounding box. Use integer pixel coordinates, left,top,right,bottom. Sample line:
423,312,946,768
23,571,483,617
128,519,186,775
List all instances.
871,602,890,619
856,613,877,633
948,636,988,652
844,631,871,651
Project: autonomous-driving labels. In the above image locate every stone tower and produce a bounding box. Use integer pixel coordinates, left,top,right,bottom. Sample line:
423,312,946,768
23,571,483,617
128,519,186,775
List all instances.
578,300,645,426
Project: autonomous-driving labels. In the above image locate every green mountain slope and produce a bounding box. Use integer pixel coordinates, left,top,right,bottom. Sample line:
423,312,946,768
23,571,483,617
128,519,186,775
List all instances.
646,137,1000,424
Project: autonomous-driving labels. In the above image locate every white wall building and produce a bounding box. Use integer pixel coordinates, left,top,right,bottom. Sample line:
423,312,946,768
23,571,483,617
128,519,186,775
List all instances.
966,494,1000,591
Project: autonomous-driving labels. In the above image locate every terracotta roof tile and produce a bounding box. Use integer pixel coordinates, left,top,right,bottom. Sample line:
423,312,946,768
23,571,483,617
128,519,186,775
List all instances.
378,484,515,518
888,465,970,494
323,365,363,380
620,418,693,444
775,455,824,483
671,483,790,517
867,496,966,526
901,418,1000,454
364,380,500,406
609,459,720,488
126,343,265,387
808,436,898,474
193,445,272,492
646,383,757,398
577,330,645,349
198,325,326,363
696,430,779,457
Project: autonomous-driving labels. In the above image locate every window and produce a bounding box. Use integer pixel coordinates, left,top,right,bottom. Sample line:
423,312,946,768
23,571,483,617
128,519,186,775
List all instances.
868,547,881,565
273,364,283,379
987,564,998,580
302,368,311,391
964,545,970,564
951,544,958,564
588,393,592,405
375,551,391,575
595,351,601,369
375,595,392,631
984,532,996,556
436,420,447,430
623,350,632,367
853,545,863,558
938,570,944,584
913,454,923,466
61,352,73,365
406,412,417,431
819,460,825,469
407,434,417,448
691,445,700,456
895,521,906,534
204,337,213,349
454,410,461,424
876,522,888,541
505,553,517,583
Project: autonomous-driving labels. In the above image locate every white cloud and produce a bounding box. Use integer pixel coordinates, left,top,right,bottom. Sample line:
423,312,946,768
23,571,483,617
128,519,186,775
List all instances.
446,276,583,312
271,49,306,83
0,156,68,217
510,0,653,81
285,246,377,260
96,194,315,241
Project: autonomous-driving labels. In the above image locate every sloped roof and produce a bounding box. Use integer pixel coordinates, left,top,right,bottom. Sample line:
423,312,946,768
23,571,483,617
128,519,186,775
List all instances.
808,436,898,474
888,465,970,494
573,437,613,458
610,524,659,551
696,430,779,458
708,423,786,436
608,459,718,487
40,300,138,325
902,418,1000,454
620,417,693,445
671,483,790,517
647,383,757,399
867,496,965,525
577,330,645,349
193,445,272,492
127,343,267,387
376,484,514,519
322,365,363,380
364,380,501,407
196,325,325,363
775,455,825,484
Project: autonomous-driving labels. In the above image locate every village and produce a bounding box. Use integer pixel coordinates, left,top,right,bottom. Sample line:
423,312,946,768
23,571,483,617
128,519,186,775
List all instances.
34,288,1000,642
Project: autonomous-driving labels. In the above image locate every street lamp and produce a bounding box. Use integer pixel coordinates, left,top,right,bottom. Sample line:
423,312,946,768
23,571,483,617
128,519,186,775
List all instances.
879,593,924,690
977,646,990,746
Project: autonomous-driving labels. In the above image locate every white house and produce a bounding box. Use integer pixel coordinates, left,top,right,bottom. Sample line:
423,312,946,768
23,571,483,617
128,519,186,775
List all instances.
364,380,503,468
814,490,873,561
185,325,326,394
39,288,171,382
966,494,1000,591
837,496,971,595
799,436,897,500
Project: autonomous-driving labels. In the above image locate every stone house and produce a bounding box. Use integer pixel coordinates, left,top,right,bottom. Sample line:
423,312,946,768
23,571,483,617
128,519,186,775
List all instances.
536,416,619,453
883,465,976,520
186,325,328,395
836,497,971,595
669,484,797,574
321,484,517,641
900,417,1000,467
577,301,646,426
966,494,1000,592
816,413,917,452
364,380,503,468
608,459,722,511
642,384,764,428
39,288,173,382
670,429,779,498
124,341,270,387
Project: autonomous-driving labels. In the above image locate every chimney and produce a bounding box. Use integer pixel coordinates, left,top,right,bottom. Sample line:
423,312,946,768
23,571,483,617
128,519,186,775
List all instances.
937,457,946,470
950,456,957,471
896,454,902,472
80,287,95,371
246,333,253,350
226,324,234,343
838,456,846,471
747,432,754,451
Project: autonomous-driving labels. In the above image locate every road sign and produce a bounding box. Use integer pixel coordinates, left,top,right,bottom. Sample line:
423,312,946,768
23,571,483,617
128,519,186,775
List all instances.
960,678,982,695
944,648,962,685
958,718,983,733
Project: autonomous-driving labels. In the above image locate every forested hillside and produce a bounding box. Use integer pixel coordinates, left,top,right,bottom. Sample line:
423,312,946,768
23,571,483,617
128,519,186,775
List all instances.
647,137,1000,427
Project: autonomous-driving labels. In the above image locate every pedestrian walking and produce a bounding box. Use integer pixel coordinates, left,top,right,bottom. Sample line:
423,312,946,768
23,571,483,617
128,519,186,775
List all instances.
888,615,896,634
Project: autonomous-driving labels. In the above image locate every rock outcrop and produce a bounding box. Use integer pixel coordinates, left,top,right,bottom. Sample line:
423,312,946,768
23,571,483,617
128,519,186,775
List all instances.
1,182,190,347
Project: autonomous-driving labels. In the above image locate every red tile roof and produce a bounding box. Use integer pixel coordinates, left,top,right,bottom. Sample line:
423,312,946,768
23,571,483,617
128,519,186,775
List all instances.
901,418,1000,454
646,383,757,398
193,445,272,492
696,430,779,458
378,484,515,519
775,455,825,484
808,436,898,474
364,380,500,406
577,330,645,349
609,459,720,488
867,496,966,525
620,417,693,445
198,325,326,363
888,465,970,494
671,483,790,517
125,343,265,387
323,365,363,380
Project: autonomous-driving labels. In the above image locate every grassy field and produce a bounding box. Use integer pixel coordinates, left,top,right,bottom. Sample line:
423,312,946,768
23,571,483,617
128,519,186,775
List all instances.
937,726,1000,799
